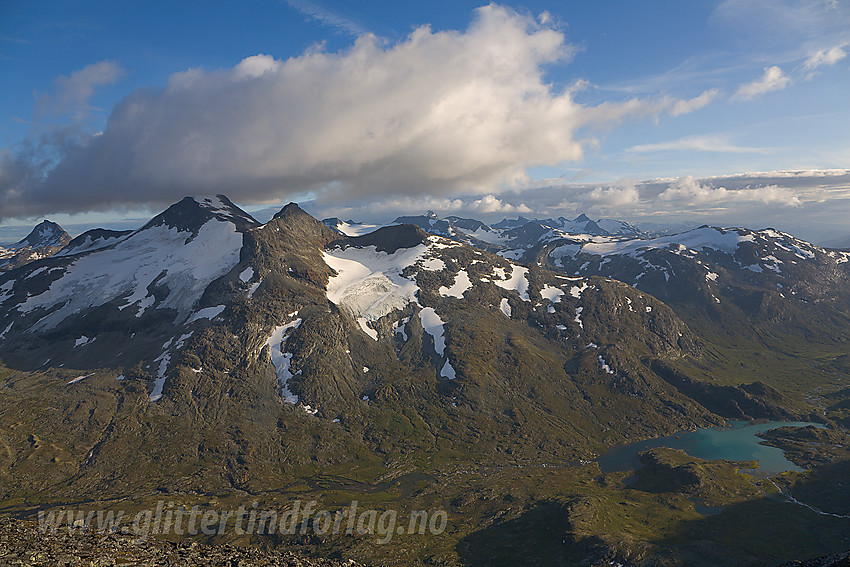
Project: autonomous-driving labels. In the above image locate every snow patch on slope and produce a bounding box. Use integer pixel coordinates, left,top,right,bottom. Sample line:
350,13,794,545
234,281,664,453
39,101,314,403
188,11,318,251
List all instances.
357,318,378,341
439,270,473,298
494,264,530,301
67,372,96,385
441,359,456,380
570,282,590,298
419,257,446,271
265,317,303,404
149,352,171,402
0,280,13,303
395,316,410,341
188,305,225,323
499,297,511,318
419,307,446,356
540,285,564,303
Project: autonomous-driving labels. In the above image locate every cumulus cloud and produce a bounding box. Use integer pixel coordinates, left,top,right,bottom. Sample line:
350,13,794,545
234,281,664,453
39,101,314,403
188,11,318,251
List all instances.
733,65,791,100
586,181,641,206
468,194,533,214
0,5,721,220
658,175,800,205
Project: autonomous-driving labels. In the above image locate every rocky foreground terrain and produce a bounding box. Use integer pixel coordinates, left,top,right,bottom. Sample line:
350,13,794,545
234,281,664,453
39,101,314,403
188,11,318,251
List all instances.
0,517,364,567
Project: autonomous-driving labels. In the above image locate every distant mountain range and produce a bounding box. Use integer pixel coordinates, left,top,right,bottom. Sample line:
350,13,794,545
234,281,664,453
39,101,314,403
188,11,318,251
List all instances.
1,198,848,566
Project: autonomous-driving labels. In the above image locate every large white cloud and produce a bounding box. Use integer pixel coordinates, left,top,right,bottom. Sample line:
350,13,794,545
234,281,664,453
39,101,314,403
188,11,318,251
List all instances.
0,5,715,220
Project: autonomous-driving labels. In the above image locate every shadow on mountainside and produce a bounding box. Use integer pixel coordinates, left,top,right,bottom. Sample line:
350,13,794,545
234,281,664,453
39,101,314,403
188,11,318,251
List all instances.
456,460,850,567
456,501,584,567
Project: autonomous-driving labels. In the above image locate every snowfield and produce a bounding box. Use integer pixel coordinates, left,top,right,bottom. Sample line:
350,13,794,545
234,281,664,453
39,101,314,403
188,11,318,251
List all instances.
332,221,385,237
579,227,753,257
18,219,243,330
57,232,129,256
323,244,427,322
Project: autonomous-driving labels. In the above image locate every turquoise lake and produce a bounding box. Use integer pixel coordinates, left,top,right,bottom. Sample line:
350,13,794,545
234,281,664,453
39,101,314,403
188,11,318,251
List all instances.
597,421,824,478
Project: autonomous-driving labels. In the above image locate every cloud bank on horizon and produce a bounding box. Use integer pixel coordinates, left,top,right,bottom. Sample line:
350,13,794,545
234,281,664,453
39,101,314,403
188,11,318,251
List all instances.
0,5,724,220
307,170,847,226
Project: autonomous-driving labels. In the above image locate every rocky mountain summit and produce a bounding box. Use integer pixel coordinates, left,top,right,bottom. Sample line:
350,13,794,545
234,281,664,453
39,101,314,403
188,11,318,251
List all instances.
0,220,71,272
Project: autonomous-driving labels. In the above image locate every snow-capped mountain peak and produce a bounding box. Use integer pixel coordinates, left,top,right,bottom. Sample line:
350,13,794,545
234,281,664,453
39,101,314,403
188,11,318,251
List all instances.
1,196,258,338
0,220,71,271
15,220,69,249
141,194,260,236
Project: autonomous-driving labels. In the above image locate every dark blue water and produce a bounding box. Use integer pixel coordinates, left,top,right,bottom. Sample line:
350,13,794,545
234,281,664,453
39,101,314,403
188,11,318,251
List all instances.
597,421,824,478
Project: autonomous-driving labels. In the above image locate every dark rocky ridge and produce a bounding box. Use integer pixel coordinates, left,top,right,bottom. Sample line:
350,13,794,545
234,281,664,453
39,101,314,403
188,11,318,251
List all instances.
58,228,134,256
331,224,430,254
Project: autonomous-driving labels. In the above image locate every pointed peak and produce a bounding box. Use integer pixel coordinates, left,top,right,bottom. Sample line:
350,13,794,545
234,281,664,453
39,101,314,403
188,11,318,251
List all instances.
15,219,70,249
273,202,311,221
33,219,62,229
141,195,259,235
425,210,439,220
266,203,340,244
574,213,592,223
192,194,243,213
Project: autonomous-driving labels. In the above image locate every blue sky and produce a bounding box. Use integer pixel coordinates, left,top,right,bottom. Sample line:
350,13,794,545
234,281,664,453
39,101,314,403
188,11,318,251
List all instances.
1,1,849,243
